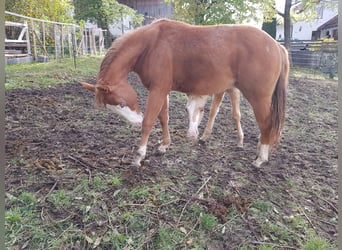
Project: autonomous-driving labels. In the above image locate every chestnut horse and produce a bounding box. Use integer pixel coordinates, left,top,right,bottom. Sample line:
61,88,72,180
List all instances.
81,19,289,167
186,88,244,147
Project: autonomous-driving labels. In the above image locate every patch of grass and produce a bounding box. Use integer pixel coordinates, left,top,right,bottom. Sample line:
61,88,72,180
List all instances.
102,230,127,249
251,200,273,214
301,231,335,250
290,66,338,81
5,56,103,90
5,191,41,247
129,186,151,200
200,213,217,230
289,215,308,231
47,190,71,209
73,178,90,192
92,175,107,190
259,246,274,250
261,221,292,243
19,191,38,207
154,226,184,249
5,207,22,224
111,175,122,187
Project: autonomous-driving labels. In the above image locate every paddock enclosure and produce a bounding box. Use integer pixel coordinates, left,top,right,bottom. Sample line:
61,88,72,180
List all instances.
5,73,337,248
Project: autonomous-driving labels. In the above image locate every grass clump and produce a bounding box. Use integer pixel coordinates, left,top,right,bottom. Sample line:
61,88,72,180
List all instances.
200,213,217,230
302,231,335,250
47,190,71,209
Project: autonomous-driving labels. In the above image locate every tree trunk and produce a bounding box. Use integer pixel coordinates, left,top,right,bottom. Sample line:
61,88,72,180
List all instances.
283,0,292,62
283,0,291,49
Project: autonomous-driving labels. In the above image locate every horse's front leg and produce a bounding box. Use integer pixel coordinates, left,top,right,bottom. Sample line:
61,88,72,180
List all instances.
133,91,168,166
158,95,171,153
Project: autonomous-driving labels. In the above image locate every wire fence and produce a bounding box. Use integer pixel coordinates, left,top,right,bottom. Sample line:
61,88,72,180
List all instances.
5,11,109,65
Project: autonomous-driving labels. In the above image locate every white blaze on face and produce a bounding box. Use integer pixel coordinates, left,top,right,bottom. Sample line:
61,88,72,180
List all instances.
107,104,144,125
186,95,207,139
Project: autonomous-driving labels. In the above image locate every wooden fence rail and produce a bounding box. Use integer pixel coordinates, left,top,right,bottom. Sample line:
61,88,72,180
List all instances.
281,40,338,78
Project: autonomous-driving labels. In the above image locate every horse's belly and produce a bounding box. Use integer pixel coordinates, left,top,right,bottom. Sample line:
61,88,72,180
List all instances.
173,78,234,95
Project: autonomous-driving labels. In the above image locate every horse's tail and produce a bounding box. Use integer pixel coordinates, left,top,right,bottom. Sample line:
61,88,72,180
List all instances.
270,45,290,145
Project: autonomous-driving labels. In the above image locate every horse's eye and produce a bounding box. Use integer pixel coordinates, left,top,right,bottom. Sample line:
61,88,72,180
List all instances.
185,108,189,113
119,103,125,108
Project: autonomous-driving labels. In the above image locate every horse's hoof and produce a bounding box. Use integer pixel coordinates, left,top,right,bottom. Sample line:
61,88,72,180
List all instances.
252,158,267,168
198,139,206,145
158,144,169,153
132,157,142,167
237,143,244,148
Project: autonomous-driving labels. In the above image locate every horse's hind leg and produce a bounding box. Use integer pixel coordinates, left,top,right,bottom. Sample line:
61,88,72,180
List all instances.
250,101,272,167
200,92,225,141
158,95,171,153
227,88,244,148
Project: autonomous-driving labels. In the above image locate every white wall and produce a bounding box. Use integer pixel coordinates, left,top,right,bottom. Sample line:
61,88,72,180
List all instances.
276,3,337,40
85,15,135,38
109,16,134,37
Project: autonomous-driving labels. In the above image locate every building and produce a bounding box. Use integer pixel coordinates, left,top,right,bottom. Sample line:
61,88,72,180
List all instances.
276,1,338,41
118,0,174,25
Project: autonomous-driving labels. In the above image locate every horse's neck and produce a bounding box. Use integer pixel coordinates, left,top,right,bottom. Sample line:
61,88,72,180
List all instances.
104,37,146,82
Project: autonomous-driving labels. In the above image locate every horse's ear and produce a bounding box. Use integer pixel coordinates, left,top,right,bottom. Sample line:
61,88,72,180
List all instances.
80,82,95,92
96,85,111,93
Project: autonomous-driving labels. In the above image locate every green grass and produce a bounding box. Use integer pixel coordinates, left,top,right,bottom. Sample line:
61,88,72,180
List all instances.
289,66,338,81
5,56,103,89
200,213,217,230
47,190,72,209
302,231,335,250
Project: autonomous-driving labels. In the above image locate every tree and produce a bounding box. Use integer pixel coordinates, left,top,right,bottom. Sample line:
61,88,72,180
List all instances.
165,0,276,25
73,0,143,31
5,0,73,22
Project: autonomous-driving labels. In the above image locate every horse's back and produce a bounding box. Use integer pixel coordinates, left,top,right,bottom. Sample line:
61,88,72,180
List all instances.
137,20,283,96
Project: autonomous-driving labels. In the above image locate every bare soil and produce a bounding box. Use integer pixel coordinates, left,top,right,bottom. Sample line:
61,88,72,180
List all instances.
5,74,338,249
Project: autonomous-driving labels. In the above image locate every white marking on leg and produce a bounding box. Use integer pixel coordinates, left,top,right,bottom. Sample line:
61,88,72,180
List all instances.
186,95,207,140
158,143,169,153
252,144,269,168
107,104,143,125
133,145,147,167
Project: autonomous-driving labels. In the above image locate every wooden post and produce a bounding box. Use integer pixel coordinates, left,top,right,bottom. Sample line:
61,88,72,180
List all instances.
61,25,64,58
24,21,31,55
77,29,85,56
71,26,78,54
42,22,47,56
90,29,94,55
68,26,72,58
54,24,58,60
92,29,97,55
85,29,88,54
99,30,104,55
30,19,37,60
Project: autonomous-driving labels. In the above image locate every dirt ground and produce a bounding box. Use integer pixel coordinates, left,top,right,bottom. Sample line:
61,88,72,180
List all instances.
5,74,338,248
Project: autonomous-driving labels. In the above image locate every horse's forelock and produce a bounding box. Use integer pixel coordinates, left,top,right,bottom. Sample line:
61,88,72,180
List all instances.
94,82,109,109
94,89,105,109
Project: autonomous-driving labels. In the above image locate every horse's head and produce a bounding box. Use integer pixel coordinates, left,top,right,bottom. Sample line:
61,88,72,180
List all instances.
186,95,207,140
81,81,143,125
